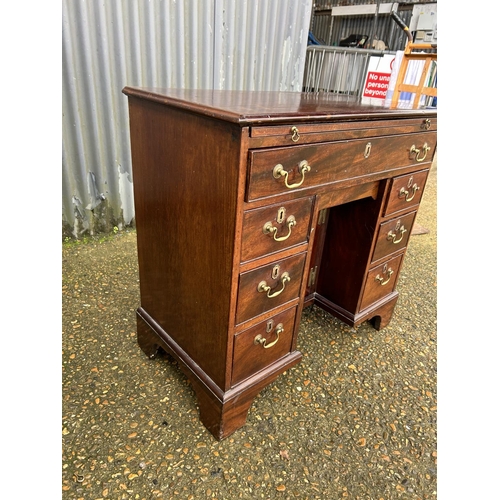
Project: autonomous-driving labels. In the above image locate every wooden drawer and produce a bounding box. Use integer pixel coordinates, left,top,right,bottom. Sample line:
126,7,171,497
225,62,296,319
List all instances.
250,117,437,145
240,197,313,263
372,211,417,263
384,169,429,216
360,254,404,311
232,307,296,385
247,131,436,201
236,253,306,325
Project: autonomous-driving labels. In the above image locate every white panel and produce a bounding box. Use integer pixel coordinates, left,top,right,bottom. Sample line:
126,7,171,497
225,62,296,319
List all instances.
328,3,398,16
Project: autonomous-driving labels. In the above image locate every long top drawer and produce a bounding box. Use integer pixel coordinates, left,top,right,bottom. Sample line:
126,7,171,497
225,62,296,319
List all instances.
247,131,436,201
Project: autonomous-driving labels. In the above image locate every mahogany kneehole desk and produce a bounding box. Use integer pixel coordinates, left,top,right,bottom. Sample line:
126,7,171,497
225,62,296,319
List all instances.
123,87,437,440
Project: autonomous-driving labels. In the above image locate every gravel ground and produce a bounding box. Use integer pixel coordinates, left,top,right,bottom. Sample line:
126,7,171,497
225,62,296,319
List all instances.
62,164,437,500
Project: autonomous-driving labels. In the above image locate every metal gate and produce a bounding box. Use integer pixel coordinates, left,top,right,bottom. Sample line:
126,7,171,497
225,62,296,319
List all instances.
303,45,395,95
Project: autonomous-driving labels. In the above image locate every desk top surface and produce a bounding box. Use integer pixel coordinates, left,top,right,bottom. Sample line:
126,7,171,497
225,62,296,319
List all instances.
122,87,437,125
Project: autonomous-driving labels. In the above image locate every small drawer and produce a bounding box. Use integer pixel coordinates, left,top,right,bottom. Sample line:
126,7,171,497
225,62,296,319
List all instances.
236,253,306,325
240,197,314,263
247,132,436,201
359,254,404,311
384,169,429,216
232,307,296,386
372,211,417,263
250,117,437,143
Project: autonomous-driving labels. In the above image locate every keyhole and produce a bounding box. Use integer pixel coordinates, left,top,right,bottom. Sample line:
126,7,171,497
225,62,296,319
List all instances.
277,207,286,224
271,265,280,280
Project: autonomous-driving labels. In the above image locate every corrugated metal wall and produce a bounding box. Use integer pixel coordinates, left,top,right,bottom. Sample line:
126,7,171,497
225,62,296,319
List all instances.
62,0,312,239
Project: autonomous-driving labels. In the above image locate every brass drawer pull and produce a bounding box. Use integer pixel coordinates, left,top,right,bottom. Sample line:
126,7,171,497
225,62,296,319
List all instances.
290,126,300,142
263,215,296,242
375,267,393,286
399,183,419,202
258,272,290,298
254,323,283,349
410,142,430,162
387,224,407,244
273,160,311,189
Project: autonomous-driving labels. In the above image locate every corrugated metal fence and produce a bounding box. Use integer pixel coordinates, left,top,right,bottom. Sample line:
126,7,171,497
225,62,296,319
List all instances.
62,0,312,239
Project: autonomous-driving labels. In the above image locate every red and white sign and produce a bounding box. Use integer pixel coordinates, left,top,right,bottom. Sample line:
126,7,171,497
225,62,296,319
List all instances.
361,54,396,106
363,71,391,99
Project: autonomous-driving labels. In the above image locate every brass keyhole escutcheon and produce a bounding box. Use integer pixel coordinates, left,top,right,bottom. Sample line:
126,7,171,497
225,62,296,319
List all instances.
290,126,300,142
266,319,274,333
277,207,286,224
271,265,280,280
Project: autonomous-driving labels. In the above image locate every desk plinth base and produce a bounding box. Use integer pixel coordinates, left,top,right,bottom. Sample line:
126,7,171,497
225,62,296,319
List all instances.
136,308,302,440
312,292,399,330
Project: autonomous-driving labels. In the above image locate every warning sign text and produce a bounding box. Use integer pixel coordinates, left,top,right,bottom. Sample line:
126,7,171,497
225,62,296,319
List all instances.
363,71,391,99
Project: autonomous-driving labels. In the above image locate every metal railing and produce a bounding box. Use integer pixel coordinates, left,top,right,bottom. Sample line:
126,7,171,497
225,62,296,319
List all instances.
303,45,396,96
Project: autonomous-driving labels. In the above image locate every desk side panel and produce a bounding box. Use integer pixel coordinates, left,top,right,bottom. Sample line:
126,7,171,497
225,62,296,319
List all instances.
127,97,241,389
